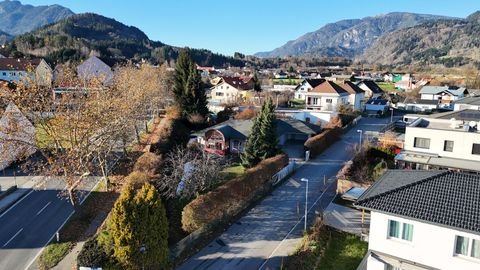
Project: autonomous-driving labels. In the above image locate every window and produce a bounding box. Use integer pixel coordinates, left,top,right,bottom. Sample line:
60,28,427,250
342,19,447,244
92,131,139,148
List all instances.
215,92,224,96
326,98,333,103
414,137,430,149
444,140,454,152
388,220,413,241
455,236,480,259
472,144,480,155
313,98,319,105
2,72,5,76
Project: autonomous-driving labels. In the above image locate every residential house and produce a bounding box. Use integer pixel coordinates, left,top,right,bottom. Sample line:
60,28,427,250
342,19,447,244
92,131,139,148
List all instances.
394,73,415,91
305,81,349,111
454,96,480,111
356,80,384,99
294,79,325,100
365,99,389,114
193,118,320,155
339,81,365,111
395,110,480,172
274,71,288,79
0,103,36,170
419,86,468,110
356,170,480,270
397,98,439,112
0,58,52,86
209,76,254,104
77,56,114,85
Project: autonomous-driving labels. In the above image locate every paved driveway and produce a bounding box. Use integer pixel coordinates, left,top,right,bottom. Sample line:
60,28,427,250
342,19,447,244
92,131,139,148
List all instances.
177,117,387,270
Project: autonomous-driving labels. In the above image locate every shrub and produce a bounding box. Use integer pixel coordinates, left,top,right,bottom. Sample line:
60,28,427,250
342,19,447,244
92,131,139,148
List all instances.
182,154,288,232
165,105,182,120
235,107,256,119
124,171,151,189
304,128,342,157
133,152,162,176
187,113,206,125
77,237,108,268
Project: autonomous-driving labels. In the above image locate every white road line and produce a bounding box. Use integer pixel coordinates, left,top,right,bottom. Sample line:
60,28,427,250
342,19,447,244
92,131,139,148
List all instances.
3,228,23,248
35,201,51,216
258,178,337,270
0,189,35,219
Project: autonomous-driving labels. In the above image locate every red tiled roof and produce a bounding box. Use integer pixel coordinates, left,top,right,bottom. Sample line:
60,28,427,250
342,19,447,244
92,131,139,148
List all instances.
0,58,43,71
221,76,254,90
310,81,349,95
339,81,365,94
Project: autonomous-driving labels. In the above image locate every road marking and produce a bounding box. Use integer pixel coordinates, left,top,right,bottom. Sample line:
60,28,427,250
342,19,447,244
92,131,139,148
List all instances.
35,201,51,216
3,228,23,247
257,178,336,270
0,189,35,219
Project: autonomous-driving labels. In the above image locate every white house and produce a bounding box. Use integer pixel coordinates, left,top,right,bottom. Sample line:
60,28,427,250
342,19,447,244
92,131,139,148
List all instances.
395,110,480,172
77,56,114,85
339,81,365,111
294,79,325,100
419,86,468,110
0,58,52,86
397,98,438,112
454,96,480,111
208,76,254,104
0,103,36,171
304,81,349,111
356,80,384,99
356,170,480,270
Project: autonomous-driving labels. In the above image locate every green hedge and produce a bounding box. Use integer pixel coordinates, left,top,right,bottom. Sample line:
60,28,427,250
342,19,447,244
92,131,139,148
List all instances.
304,128,342,157
182,154,288,232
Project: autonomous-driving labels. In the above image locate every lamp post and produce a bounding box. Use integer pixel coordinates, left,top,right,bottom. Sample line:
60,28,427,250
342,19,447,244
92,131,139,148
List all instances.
356,129,363,146
301,178,309,232
140,244,146,270
390,108,394,123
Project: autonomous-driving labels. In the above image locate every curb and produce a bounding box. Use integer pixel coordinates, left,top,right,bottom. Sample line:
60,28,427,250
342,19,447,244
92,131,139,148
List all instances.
0,187,31,215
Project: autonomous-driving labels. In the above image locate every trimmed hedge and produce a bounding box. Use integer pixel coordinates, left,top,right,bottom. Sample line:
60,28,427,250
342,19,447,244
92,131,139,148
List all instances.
182,154,288,232
304,128,342,157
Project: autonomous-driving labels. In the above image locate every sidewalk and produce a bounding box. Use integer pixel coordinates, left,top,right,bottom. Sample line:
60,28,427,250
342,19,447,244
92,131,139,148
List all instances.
0,176,43,214
323,203,370,236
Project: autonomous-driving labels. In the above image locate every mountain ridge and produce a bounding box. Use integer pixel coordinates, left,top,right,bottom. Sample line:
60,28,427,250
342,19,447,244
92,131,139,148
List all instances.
255,12,453,58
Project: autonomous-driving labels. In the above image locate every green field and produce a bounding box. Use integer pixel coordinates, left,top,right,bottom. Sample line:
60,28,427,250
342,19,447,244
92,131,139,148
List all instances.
316,230,368,270
272,78,302,85
377,82,397,92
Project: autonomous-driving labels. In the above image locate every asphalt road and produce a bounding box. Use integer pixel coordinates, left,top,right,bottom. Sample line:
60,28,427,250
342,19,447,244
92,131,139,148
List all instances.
177,117,389,270
0,177,97,270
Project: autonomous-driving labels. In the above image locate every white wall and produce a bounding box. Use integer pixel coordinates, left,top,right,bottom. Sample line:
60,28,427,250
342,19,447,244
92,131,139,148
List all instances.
404,124,480,162
305,93,348,111
454,103,480,111
294,81,312,99
421,92,463,101
367,211,480,270
209,82,241,104
289,111,335,125
348,92,364,111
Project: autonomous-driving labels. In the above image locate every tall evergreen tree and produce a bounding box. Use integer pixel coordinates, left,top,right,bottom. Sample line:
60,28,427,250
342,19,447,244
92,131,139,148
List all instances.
241,98,280,168
109,183,169,269
173,48,209,117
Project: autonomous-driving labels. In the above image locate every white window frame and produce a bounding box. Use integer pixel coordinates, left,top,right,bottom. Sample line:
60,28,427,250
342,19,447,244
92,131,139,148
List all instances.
387,219,414,242
454,235,480,260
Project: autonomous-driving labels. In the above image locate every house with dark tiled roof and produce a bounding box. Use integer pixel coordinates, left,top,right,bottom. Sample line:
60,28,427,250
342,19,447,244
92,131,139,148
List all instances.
192,118,320,155
339,81,365,111
355,170,480,270
208,76,254,105
0,58,52,86
304,81,349,111
356,80,384,99
294,78,325,100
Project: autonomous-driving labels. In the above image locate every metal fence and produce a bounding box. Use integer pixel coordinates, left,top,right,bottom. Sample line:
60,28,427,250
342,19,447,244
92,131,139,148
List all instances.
272,160,296,186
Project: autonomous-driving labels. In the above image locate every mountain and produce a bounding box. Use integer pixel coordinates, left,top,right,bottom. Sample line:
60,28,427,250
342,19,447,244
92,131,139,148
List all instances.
6,13,245,67
0,0,74,36
358,12,480,66
255,12,451,58
0,29,12,44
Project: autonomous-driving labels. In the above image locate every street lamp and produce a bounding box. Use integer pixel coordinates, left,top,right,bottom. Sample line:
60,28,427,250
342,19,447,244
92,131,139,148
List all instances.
356,129,363,146
390,108,394,123
140,244,146,270
301,178,309,231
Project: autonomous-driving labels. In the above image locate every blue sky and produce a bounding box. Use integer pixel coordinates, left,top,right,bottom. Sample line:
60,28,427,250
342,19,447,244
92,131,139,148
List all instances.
20,0,480,56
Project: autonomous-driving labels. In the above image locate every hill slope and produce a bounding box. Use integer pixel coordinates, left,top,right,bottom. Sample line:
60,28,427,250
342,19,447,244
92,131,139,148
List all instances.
358,11,480,66
256,12,451,58
7,13,244,67
0,0,73,36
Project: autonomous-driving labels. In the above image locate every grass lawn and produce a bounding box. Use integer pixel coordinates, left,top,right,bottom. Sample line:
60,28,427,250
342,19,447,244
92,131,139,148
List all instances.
317,230,368,270
377,82,397,93
39,242,74,270
220,164,246,181
290,99,306,108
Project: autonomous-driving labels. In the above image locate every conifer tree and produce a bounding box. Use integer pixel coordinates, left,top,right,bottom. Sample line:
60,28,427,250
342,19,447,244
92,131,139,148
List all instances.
173,48,209,117
241,98,280,167
109,183,169,269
